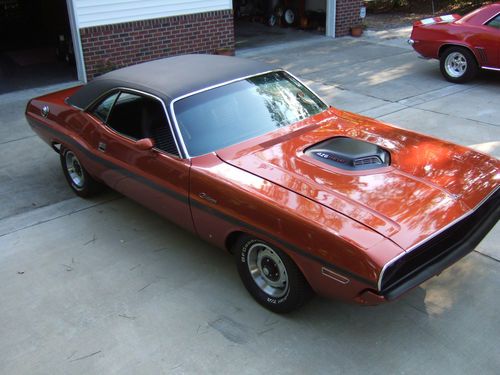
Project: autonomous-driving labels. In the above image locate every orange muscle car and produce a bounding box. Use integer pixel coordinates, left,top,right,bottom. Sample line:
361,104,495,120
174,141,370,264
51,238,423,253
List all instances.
25,55,499,313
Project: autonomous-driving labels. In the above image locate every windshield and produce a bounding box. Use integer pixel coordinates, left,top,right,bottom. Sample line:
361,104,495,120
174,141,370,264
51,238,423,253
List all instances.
173,71,328,156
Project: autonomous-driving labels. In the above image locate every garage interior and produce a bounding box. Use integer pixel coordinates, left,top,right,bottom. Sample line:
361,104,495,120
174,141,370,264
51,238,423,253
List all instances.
234,0,330,50
0,0,77,94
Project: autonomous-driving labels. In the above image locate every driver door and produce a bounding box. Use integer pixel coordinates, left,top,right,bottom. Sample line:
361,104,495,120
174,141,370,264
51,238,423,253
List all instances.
87,90,194,232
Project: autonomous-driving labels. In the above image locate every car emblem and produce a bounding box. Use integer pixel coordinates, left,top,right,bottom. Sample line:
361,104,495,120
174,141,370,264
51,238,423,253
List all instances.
199,192,217,204
314,151,347,164
41,105,50,118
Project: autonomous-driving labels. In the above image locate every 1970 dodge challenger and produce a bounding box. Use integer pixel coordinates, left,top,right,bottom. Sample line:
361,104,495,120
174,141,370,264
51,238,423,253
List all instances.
25,55,499,313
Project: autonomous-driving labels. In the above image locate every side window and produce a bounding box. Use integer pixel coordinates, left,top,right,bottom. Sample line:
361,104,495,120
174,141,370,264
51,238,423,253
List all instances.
92,92,119,122
101,91,179,156
106,92,144,139
486,14,500,29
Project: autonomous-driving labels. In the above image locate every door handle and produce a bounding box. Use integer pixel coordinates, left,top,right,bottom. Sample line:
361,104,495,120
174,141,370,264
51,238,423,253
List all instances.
98,142,107,152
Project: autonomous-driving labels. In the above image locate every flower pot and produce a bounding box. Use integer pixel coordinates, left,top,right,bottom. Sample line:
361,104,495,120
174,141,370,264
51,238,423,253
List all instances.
350,26,363,37
214,48,235,56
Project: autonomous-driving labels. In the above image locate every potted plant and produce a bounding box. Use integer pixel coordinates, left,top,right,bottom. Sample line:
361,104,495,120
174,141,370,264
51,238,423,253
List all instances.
350,24,364,37
214,47,235,56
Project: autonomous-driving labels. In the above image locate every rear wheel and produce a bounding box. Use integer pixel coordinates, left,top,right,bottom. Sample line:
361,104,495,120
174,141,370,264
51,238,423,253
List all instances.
234,235,312,313
283,8,295,25
440,46,478,83
60,147,101,197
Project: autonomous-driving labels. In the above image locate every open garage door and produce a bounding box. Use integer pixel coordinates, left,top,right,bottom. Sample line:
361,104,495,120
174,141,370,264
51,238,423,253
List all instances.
234,0,336,50
0,0,79,93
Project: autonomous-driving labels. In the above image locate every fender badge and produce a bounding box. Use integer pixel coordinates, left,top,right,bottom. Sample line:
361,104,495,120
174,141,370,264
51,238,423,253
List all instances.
199,192,217,204
41,105,50,118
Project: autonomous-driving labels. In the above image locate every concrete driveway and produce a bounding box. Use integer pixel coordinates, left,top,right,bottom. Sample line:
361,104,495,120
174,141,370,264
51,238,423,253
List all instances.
1,29,499,374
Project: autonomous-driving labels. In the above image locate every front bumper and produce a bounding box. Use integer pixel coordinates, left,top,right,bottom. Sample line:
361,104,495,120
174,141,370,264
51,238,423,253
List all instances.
376,188,499,301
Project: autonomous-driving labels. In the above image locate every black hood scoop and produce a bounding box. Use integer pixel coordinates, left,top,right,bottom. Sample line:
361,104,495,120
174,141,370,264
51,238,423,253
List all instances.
305,137,390,171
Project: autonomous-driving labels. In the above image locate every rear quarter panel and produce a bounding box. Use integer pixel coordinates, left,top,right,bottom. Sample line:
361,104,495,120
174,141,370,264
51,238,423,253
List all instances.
411,23,478,59
25,86,106,181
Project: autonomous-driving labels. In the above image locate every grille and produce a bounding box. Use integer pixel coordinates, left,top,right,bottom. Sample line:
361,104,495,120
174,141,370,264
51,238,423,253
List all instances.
354,156,383,166
380,188,500,295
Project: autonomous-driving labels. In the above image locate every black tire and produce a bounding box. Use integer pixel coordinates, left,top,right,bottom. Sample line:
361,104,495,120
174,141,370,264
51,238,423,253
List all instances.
439,46,478,83
234,235,312,313
60,147,101,197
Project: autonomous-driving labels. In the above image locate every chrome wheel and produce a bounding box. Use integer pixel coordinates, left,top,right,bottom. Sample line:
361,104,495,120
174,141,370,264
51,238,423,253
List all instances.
444,52,467,78
65,151,85,189
284,9,295,25
247,243,288,298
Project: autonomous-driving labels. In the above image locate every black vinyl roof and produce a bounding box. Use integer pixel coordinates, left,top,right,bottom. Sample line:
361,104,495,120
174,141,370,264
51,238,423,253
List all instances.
68,54,276,109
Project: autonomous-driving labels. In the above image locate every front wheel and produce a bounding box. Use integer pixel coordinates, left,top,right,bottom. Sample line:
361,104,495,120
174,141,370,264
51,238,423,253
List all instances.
439,46,478,83
234,235,312,313
60,147,101,197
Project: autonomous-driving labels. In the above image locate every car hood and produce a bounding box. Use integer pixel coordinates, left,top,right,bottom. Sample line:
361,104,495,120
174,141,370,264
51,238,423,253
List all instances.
217,108,499,250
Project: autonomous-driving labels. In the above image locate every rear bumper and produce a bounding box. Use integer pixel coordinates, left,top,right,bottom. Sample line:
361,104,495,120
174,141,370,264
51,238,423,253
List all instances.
376,188,500,301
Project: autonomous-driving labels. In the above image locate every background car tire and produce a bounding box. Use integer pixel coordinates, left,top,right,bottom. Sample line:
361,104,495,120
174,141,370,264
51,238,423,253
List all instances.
60,147,101,197
268,14,277,27
439,46,478,83
283,8,295,25
234,235,312,313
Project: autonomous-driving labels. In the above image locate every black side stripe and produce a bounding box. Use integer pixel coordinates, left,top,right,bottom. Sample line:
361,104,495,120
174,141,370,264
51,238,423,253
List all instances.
29,119,377,288
190,199,377,287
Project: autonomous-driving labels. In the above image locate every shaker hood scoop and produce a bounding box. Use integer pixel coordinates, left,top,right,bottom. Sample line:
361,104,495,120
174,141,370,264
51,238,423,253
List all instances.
305,137,391,171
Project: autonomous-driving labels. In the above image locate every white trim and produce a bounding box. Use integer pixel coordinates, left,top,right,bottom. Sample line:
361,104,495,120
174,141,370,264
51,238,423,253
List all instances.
66,0,87,82
483,11,500,26
482,66,500,71
326,0,336,38
72,0,233,28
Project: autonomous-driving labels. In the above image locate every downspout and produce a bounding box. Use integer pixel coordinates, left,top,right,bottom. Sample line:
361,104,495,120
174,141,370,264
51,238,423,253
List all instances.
326,0,336,38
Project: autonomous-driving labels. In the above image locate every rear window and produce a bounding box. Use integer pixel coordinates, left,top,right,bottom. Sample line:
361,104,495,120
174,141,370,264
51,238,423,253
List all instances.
486,14,500,29
173,71,327,157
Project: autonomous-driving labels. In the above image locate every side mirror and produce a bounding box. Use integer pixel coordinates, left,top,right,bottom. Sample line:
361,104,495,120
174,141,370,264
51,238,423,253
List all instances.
136,138,154,151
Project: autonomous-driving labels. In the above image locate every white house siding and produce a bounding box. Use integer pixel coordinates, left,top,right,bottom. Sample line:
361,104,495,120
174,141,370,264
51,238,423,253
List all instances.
73,0,232,28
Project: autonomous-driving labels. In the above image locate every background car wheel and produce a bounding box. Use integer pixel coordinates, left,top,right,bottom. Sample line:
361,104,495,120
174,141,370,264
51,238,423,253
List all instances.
283,8,295,25
60,147,101,197
234,235,312,313
268,14,277,27
440,46,478,83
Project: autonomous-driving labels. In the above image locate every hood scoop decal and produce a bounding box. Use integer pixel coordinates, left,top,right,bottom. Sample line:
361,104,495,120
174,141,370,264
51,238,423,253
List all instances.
305,137,390,171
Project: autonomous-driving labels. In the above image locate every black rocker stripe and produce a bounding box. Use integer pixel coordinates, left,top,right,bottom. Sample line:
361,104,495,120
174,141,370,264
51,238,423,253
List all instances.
29,119,378,288
190,199,377,287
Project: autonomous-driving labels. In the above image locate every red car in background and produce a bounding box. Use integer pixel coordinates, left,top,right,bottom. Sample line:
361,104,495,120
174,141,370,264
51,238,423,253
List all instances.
409,3,500,83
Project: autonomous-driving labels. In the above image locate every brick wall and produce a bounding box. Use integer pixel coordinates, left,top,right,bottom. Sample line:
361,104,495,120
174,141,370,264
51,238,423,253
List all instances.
80,10,234,80
335,0,364,37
